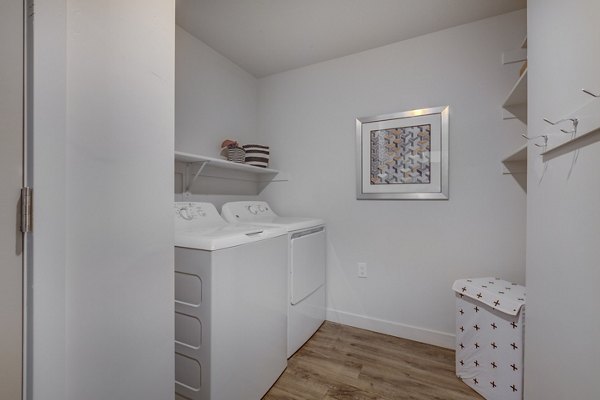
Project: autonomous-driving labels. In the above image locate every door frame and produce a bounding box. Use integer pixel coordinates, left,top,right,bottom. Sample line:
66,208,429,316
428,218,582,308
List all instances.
24,0,68,398
0,0,27,398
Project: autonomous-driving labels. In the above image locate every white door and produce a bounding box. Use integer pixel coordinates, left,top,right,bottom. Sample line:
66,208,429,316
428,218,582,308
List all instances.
0,0,25,399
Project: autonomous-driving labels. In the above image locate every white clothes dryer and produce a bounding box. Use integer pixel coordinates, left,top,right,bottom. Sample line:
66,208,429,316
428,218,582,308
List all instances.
174,202,288,400
221,201,326,358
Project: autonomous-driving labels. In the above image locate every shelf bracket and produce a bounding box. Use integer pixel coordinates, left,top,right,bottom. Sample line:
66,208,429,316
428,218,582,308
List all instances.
582,88,600,98
502,48,527,65
522,133,548,148
184,161,209,194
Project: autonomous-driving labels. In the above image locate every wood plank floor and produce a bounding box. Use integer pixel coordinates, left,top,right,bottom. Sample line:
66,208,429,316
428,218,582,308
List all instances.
263,322,483,400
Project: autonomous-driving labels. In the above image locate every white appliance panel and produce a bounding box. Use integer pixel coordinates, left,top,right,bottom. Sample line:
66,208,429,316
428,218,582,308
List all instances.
175,202,285,250
174,271,202,306
175,353,201,391
221,201,276,220
174,249,212,400
175,312,202,349
211,240,287,399
220,200,327,358
221,201,324,232
174,235,287,400
290,228,326,305
288,285,326,357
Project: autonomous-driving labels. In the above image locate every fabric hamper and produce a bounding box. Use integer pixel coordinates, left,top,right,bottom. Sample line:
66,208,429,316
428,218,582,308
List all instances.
224,146,245,163
452,277,526,400
242,144,270,168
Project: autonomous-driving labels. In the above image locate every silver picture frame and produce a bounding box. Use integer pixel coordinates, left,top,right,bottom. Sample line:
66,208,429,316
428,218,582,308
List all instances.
355,106,449,200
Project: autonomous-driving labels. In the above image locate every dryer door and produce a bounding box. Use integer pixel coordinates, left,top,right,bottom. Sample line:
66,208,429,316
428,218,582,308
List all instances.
290,227,326,305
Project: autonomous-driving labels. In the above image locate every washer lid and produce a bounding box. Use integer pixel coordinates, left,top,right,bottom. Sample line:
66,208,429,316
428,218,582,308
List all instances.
221,201,324,232
175,202,286,250
237,217,324,232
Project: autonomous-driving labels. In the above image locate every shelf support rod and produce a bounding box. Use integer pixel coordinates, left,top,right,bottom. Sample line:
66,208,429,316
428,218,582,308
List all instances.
184,161,209,193
522,133,548,148
582,88,600,98
543,117,579,134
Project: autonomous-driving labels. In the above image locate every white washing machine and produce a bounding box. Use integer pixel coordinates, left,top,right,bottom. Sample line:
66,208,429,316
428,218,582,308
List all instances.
221,201,326,358
174,202,288,400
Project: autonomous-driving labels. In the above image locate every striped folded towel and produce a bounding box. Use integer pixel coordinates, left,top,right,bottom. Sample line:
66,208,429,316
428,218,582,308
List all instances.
242,144,270,168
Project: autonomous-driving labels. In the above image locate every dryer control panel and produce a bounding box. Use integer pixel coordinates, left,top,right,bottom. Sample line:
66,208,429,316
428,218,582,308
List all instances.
174,202,227,228
221,201,278,221
175,203,206,221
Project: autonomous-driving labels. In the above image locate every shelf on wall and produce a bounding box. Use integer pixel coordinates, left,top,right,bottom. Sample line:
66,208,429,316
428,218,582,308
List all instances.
501,37,527,65
501,144,527,192
502,69,528,124
174,151,288,195
502,144,527,175
541,126,600,160
539,93,600,160
500,36,528,192
503,144,527,163
175,152,281,176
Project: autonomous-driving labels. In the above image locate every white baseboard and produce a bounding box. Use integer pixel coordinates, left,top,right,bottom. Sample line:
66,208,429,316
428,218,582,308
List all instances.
326,308,455,350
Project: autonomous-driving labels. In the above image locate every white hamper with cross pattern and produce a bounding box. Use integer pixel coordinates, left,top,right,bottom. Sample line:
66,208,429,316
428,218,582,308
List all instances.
452,277,526,400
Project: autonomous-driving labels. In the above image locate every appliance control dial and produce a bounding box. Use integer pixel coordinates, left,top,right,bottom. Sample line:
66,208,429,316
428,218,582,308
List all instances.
176,204,206,220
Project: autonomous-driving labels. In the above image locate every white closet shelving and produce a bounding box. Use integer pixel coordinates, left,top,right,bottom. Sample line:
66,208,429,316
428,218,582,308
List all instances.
502,69,528,124
538,89,600,160
501,36,528,189
541,126,600,159
501,144,527,175
175,151,282,176
174,151,288,195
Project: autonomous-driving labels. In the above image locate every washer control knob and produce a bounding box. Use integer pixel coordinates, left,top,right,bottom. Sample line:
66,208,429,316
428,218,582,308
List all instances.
178,207,193,221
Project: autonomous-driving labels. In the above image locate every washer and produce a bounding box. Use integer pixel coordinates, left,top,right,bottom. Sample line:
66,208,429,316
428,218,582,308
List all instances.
174,202,288,400
221,201,326,358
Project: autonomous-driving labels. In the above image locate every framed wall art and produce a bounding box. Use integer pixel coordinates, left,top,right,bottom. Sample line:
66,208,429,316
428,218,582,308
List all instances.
355,106,449,200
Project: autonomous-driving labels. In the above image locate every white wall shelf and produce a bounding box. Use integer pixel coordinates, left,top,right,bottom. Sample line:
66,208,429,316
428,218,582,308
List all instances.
502,144,527,175
501,36,528,123
503,144,527,162
501,36,528,192
174,151,287,195
541,126,600,160
501,144,527,192
539,92,600,160
502,69,528,124
175,151,280,175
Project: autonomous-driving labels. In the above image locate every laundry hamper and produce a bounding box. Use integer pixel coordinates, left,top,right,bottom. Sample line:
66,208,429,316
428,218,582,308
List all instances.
242,144,270,168
452,277,526,400
224,146,245,163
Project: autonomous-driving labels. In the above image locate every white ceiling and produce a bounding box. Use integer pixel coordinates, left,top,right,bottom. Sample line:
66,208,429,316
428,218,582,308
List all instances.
176,0,526,78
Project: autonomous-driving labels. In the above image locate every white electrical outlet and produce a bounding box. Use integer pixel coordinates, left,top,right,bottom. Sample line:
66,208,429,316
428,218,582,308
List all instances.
357,262,368,278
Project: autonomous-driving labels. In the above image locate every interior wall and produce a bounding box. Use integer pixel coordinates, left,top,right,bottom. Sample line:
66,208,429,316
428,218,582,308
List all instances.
64,1,175,399
176,25,259,156
525,1,600,398
257,10,527,347
175,25,261,205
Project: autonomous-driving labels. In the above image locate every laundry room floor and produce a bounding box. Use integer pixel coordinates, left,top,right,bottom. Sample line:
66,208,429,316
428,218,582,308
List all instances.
263,322,483,400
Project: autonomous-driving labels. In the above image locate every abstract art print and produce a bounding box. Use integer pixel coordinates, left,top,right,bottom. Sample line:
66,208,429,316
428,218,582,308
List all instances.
356,106,449,200
370,124,431,185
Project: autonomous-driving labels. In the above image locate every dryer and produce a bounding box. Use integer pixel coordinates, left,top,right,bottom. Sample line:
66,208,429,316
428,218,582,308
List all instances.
221,201,326,357
174,202,288,400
